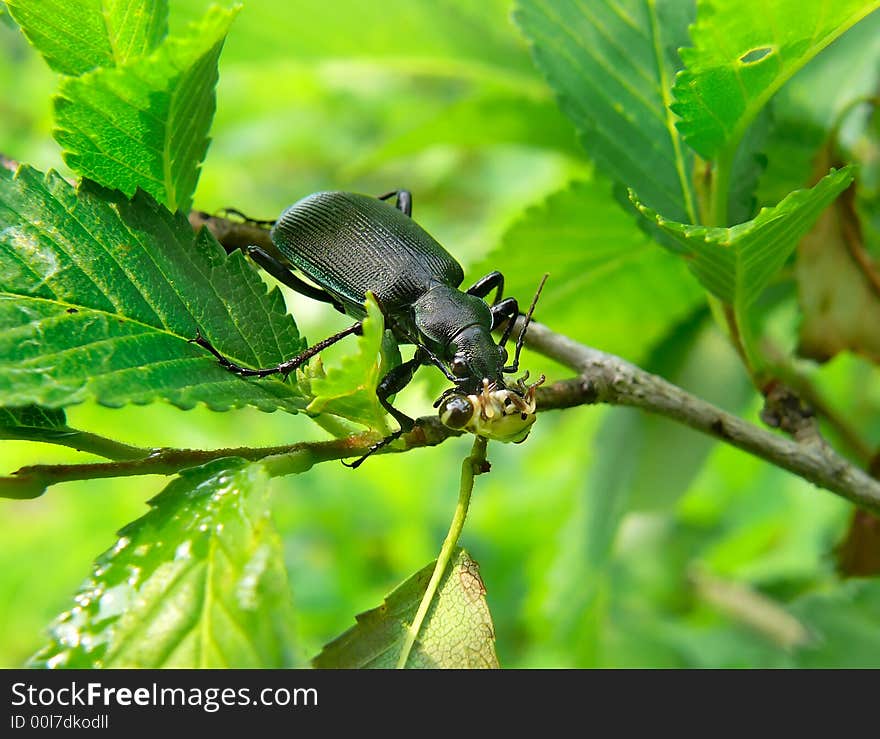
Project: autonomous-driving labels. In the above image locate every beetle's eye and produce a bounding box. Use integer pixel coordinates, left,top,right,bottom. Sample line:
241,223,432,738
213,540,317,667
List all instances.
439,396,474,429
497,345,509,363
450,354,469,378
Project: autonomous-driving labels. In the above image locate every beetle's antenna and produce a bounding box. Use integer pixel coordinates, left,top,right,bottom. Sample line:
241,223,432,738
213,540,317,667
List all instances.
504,273,548,374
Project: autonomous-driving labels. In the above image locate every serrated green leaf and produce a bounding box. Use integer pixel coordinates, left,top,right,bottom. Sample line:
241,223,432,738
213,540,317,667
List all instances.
671,0,880,162
726,107,770,225
514,0,698,222
0,404,71,444
757,12,880,206
7,0,168,75
30,458,299,668
0,165,305,413
0,403,148,467
305,293,398,432
789,580,880,667
631,167,854,309
0,404,64,429
314,548,498,669
54,5,237,212
473,179,704,361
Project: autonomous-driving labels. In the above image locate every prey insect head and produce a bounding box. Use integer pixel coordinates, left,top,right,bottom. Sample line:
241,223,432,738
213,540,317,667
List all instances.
437,374,545,443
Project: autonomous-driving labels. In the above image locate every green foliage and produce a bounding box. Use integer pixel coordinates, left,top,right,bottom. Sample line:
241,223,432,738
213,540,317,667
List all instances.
177,0,531,75
54,7,237,212
515,0,698,222
1,0,879,671
31,458,298,668
0,404,64,431
314,549,498,668
544,317,754,654
0,165,305,412
632,167,854,308
305,294,399,432
789,580,880,667
672,0,880,162
475,179,704,361
7,0,168,74
757,12,880,206
358,92,583,173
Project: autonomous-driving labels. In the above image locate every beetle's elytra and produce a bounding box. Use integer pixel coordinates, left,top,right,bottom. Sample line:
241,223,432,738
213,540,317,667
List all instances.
194,189,545,466
272,192,465,314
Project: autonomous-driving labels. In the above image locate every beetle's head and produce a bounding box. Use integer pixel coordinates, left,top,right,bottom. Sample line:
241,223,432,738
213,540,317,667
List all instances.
436,374,545,443
447,325,507,394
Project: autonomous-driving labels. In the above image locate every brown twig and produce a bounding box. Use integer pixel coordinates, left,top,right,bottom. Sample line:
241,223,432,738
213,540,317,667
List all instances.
521,320,880,513
7,320,880,513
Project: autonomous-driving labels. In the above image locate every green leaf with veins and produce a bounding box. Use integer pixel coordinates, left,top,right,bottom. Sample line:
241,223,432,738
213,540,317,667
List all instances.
514,0,698,223
472,179,704,362
671,0,880,162
313,548,498,669
0,165,305,413
0,404,73,446
631,167,854,310
305,293,399,432
54,5,237,212
30,458,299,668
0,403,149,463
7,0,168,75
756,12,880,208
0,404,65,430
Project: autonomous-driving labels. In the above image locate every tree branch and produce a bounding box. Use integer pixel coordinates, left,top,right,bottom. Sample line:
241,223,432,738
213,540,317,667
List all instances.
189,210,276,254
6,319,880,512
522,320,880,513
0,418,462,499
0,424,150,461
4,203,879,512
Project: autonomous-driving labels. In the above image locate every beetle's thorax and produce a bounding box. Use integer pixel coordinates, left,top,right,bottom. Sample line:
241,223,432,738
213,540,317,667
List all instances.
412,284,488,343
412,283,504,391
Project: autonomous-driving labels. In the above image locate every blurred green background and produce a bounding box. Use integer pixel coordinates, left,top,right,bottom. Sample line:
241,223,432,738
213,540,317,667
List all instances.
1,0,879,668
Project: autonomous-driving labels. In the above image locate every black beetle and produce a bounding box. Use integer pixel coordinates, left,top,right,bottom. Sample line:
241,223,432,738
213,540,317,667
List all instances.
194,190,544,466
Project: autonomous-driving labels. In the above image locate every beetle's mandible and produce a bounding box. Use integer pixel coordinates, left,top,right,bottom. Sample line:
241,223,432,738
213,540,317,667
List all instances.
193,190,546,466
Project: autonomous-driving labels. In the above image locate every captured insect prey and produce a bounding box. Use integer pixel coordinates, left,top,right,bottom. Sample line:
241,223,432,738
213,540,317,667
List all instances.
437,374,546,444
193,189,548,467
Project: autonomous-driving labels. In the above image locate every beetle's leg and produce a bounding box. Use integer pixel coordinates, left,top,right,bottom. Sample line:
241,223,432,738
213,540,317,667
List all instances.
490,297,520,348
469,272,519,344
376,300,459,383
466,270,504,305
219,207,275,227
377,189,412,217
392,337,455,383
192,322,362,378
246,246,346,313
343,353,425,468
